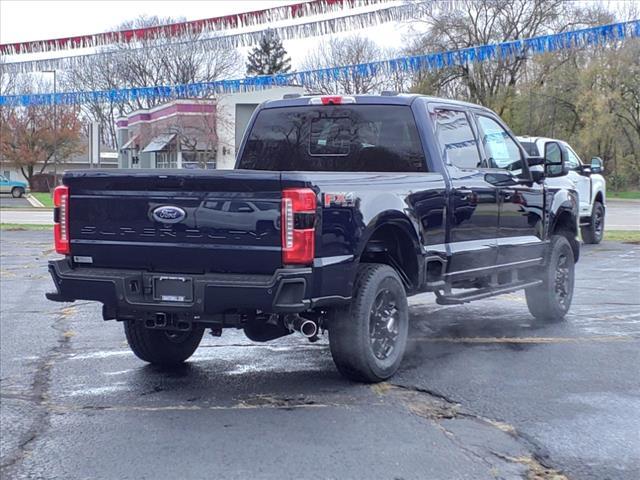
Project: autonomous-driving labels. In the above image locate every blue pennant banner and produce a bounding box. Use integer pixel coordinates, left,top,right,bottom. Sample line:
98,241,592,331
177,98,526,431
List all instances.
1,20,638,107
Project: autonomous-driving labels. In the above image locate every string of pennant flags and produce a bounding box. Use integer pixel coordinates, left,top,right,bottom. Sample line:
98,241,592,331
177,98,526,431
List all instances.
0,3,419,75
0,0,393,55
1,20,638,108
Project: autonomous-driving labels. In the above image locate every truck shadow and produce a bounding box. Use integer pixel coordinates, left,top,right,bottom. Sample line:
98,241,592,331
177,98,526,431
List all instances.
112,298,562,402
401,296,567,371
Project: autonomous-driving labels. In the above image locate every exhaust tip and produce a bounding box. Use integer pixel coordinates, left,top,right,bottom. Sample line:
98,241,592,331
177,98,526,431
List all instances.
300,320,318,338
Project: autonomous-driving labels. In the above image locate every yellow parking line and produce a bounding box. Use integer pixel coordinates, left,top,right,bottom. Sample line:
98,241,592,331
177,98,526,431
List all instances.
46,402,338,413
411,336,634,344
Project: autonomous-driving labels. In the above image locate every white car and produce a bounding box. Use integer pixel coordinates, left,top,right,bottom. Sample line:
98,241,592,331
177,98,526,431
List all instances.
517,137,606,244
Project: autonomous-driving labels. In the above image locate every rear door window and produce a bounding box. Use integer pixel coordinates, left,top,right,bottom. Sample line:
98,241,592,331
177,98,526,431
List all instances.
433,109,481,169
238,105,427,172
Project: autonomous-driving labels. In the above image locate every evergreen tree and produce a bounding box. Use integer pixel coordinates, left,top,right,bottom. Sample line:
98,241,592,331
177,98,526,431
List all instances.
246,31,292,76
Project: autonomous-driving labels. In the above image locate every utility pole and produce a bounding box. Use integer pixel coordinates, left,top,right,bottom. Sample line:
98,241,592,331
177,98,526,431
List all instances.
89,121,100,168
44,70,58,187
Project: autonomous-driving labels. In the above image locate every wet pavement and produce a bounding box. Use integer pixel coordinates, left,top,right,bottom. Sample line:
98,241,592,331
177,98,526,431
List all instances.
606,200,640,231
0,196,31,209
0,209,52,225
1,230,638,479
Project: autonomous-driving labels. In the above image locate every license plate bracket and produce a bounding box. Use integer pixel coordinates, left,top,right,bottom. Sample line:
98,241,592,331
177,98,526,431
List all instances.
153,276,193,303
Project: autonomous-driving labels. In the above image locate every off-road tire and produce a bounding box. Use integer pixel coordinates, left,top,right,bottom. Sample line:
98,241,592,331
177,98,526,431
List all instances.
11,187,24,198
329,263,409,383
525,235,575,323
124,320,204,366
581,201,604,244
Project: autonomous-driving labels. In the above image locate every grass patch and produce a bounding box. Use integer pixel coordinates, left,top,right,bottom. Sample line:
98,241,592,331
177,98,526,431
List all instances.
605,230,640,244
0,223,52,231
30,192,54,208
609,190,640,200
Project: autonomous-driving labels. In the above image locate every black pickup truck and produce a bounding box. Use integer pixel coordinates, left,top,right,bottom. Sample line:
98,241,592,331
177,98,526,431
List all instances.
47,94,579,382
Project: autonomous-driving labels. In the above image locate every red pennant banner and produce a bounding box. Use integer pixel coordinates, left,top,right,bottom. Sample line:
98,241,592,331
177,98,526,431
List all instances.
0,0,390,55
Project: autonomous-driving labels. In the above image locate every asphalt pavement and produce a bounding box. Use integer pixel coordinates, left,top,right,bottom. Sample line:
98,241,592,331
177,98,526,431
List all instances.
606,200,640,230
0,209,53,225
0,196,32,209
0,231,639,479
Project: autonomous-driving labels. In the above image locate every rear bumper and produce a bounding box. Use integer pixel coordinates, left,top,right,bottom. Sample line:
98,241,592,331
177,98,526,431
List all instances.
46,259,346,317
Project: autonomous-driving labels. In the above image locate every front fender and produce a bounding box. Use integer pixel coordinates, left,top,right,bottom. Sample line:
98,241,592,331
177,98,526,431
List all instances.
590,174,606,207
546,187,580,261
548,188,579,233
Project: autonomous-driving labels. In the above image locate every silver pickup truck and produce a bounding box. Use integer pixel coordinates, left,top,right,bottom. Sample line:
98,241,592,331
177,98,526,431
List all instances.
518,136,606,244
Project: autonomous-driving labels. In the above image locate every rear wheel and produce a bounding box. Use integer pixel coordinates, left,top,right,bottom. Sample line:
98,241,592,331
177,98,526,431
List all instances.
329,263,409,383
11,187,24,198
124,320,204,366
581,201,604,244
525,235,575,323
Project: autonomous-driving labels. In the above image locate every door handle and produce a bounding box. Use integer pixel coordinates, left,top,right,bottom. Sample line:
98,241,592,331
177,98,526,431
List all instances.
455,189,473,201
502,192,513,201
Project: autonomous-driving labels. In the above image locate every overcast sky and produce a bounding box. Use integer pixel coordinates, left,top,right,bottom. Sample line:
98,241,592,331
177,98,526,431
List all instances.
0,0,410,69
0,0,631,75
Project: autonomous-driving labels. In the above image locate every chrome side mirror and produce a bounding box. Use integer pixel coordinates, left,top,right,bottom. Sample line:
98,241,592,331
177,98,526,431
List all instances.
590,157,603,174
544,142,568,178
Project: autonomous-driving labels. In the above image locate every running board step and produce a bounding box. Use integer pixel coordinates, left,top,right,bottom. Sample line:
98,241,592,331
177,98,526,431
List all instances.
435,280,542,305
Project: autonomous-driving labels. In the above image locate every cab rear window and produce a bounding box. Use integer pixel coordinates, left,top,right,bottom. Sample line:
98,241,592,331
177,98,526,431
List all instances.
238,105,427,172
520,141,540,157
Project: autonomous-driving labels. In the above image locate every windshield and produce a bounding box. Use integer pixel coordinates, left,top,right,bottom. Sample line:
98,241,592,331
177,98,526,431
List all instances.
237,105,427,172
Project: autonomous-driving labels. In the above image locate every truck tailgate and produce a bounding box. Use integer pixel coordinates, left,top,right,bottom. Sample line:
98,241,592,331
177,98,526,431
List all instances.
64,169,282,274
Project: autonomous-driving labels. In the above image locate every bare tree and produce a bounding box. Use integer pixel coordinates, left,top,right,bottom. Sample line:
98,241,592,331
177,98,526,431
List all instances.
0,62,18,96
64,16,242,147
301,35,385,94
408,0,572,114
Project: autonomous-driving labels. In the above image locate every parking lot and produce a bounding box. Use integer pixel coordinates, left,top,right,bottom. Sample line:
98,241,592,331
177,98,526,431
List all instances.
0,196,31,209
0,230,638,480
607,200,640,230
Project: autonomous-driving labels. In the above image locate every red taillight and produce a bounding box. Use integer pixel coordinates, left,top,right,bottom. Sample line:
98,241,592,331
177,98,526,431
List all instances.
53,185,70,254
282,188,316,265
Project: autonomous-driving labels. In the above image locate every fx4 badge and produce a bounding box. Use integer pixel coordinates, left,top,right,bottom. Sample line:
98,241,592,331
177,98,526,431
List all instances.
323,192,356,208
151,205,187,224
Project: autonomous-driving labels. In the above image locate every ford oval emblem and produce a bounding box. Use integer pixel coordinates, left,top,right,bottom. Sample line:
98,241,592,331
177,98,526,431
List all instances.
152,205,187,224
